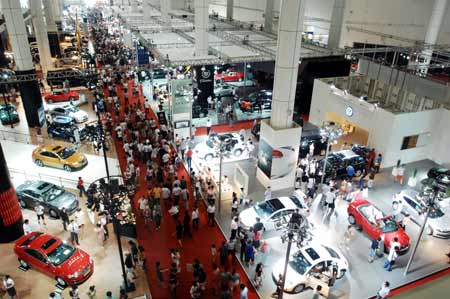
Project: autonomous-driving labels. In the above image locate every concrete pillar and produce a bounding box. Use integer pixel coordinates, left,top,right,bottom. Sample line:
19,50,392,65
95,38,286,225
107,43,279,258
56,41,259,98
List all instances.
1,0,44,128
53,0,63,32
417,0,448,75
30,0,53,73
264,0,274,33
131,0,139,12
328,0,345,49
143,0,153,22
194,0,209,56
44,0,61,57
270,0,305,129
0,143,24,243
226,0,233,21
160,0,171,24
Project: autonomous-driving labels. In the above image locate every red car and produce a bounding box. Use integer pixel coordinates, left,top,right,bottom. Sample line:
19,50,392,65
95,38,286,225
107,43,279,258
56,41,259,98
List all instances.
347,199,410,253
44,90,80,103
215,71,244,82
14,232,94,286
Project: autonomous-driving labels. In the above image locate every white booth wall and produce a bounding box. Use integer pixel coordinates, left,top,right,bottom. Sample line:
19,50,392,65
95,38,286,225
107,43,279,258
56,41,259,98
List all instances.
309,79,450,168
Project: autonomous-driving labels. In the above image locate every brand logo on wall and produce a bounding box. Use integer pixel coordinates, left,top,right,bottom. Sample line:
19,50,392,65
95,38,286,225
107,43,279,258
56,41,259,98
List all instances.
345,106,354,117
201,70,211,79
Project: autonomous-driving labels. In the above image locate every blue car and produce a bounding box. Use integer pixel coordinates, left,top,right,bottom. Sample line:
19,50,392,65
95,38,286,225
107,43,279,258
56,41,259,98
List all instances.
47,123,86,142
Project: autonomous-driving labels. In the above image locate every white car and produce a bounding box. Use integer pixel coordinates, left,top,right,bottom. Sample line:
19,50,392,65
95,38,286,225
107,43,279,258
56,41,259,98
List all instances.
272,243,348,294
194,133,245,161
393,189,450,238
239,190,310,231
49,105,89,123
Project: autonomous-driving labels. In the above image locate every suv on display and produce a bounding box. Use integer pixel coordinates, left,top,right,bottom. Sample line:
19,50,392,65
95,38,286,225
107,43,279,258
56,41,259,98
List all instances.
194,133,246,161
251,121,327,158
239,90,272,112
0,103,20,125
317,149,366,182
16,181,79,218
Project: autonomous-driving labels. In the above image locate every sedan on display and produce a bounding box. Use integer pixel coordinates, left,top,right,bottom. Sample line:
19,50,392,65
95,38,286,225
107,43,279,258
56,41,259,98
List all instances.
317,150,366,182
393,189,450,238
348,199,410,253
214,84,235,99
49,105,88,123
215,71,244,83
16,181,79,218
427,167,450,193
239,190,310,231
0,103,20,125
47,123,86,142
50,115,75,126
14,232,94,286
272,243,348,294
44,90,80,103
194,133,246,161
239,90,272,112
32,144,88,172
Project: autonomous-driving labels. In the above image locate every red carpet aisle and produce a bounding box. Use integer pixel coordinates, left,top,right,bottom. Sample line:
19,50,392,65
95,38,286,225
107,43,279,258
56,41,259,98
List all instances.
105,80,260,299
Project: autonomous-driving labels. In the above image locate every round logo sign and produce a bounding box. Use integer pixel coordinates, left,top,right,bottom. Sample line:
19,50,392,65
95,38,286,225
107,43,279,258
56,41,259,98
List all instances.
201,70,211,79
345,106,353,117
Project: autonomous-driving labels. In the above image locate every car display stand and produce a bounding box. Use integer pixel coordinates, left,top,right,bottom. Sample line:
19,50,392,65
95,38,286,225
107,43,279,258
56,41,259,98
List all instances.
168,79,193,139
256,120,302,191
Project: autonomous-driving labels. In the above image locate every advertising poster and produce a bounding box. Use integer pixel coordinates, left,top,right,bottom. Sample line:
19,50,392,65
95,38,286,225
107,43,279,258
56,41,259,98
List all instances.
194,65,214,111
257,138,273,178
270,146,297,179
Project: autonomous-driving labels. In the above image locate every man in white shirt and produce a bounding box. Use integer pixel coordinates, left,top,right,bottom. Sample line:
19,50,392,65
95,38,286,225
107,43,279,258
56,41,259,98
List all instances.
376,281,390,299
207,204,216,227
206,119,212,135
230,217,239,239
23,219,32,235
35,204,46,225
3,275,17,299
264,186,272,201
239,284,248,299
69,219,80,246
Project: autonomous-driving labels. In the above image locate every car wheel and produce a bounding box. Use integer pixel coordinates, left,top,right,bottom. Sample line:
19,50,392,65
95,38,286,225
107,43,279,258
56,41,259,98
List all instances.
336,269,346,279
234,148,243,157
427,226,433,236
355,169,362,177
35,159,44,167
19,259,29,268
56,277,67,287
63,165,72,172
293,284,305,294
19,199,27,208
49,209,59,219
348,215,356,225
205,154,214,161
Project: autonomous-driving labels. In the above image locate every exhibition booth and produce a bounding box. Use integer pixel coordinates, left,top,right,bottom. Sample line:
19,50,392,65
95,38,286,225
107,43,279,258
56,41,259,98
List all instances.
309,75,450,168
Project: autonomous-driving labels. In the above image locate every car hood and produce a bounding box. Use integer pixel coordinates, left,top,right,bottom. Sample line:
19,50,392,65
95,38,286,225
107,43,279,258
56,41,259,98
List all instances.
50,192,78,211
72,110,88,118
64,152,86,164
272,259,304,290
429,215,450,231
58,247,91,275
239,207,259,229
384,230,410,248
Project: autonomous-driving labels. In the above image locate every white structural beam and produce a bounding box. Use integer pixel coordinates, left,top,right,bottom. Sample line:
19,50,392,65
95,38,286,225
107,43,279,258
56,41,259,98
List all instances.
264,0,274,33
194,0,209,56
43,0,58,32
270,0,306,129
143,0,153,21
131,0,139,12
30,0,53,73
1,0,34,70
328,0,345,49
52,0,63,30
160,0,170,24
226,0,233,21
417,0,448,75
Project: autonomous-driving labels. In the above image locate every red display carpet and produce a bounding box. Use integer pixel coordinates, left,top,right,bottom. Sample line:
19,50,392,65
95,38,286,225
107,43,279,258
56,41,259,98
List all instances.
106,81,260,299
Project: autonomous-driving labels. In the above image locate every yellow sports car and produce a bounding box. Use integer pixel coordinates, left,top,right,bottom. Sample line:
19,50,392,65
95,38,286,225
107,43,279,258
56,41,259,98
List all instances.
32,144,88,172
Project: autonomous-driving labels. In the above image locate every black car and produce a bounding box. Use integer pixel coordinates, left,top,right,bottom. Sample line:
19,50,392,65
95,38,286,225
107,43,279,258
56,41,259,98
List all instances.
426,167,450,192
152,68,167,80
46,68,91,87
47,123,86,142
16,181,79,218
251,121,327,158
238,90,272,112
317,149,366,182
351,144,371,158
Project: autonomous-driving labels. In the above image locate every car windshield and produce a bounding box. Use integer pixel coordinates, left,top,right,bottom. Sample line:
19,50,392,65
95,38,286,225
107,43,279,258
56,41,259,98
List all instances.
254,198,283,218
429,208,444,219
67,106,79,112
47,243,75,266
58,148,75,159
378,218,399,233
205,140,215,149
248,93,257,101
289,251,312,275
41,186,64,202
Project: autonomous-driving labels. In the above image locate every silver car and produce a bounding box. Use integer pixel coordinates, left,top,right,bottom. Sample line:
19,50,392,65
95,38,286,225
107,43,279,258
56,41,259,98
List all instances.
393,189,450,238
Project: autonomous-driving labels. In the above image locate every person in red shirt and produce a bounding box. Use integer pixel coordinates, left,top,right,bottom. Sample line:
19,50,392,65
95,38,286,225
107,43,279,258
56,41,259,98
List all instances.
77,177,86,197
186,148,193,172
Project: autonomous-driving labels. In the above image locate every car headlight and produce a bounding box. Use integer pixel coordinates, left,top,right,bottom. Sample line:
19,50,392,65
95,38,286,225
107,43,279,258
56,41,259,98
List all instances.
67,271,81,278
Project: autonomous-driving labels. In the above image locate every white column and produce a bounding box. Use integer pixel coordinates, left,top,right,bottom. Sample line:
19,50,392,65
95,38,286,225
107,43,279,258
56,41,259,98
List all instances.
417,0,448,75
52,0,63,31
226,0,233,21
1,0,34,70
328,0,345,49
43,0,58,32
194,0,209,56
30,0,53,73
143,0,153,22
264,0,274,33
131,0,139,12
160,0,170,24
270,0,306,129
